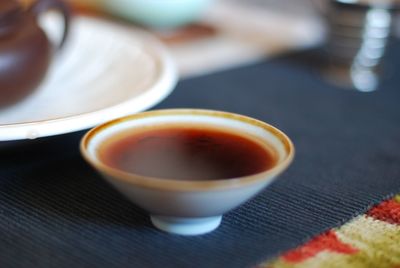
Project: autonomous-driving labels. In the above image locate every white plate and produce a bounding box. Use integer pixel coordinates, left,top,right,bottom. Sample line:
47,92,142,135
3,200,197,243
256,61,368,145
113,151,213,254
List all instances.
0,16,178,141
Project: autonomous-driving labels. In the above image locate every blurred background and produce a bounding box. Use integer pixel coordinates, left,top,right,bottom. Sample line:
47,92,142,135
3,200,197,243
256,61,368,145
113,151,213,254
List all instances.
65,0,327,77
65,0,399,90
15,0,400,88
1,0,399,139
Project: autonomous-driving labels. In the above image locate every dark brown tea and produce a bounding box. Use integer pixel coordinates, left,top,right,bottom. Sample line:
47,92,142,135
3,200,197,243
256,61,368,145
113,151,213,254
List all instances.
99,126,277,181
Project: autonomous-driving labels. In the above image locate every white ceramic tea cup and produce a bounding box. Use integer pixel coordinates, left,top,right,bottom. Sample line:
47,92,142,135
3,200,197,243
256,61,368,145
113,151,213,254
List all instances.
101,0,212,29
80,109,294,235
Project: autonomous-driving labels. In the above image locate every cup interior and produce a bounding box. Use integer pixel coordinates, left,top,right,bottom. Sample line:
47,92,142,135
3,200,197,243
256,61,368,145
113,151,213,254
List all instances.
81,109,294,187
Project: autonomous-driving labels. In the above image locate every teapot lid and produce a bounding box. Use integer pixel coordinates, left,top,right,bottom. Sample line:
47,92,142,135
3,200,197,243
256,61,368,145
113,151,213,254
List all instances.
0,0,22,26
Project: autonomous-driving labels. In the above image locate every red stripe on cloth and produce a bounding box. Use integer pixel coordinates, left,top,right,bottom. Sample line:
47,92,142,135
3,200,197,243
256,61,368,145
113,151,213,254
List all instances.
367,199,400,225
282,230,358,263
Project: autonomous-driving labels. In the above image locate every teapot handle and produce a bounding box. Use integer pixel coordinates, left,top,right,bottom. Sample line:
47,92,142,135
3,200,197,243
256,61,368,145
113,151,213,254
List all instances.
29,0,70,49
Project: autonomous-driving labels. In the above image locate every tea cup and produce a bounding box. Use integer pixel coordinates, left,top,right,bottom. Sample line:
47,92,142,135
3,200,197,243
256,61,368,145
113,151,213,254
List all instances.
80,109,294,235
101,0,212,29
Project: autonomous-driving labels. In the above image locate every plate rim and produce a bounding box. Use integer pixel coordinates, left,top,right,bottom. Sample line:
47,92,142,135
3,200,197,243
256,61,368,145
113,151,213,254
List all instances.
0,18,178,141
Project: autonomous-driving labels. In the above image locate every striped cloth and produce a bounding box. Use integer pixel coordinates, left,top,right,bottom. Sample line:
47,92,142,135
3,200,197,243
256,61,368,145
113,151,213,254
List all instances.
259,194,400,268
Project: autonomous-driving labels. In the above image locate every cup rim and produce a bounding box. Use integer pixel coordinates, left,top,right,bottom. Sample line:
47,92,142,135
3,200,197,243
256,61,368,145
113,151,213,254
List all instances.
80,109,295,192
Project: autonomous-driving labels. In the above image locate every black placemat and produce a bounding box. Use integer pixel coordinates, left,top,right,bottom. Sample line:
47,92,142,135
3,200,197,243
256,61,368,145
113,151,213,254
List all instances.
1,47,399,268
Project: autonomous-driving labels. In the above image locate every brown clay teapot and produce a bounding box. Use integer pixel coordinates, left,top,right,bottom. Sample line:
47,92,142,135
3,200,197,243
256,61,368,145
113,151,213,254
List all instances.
0,0,69,108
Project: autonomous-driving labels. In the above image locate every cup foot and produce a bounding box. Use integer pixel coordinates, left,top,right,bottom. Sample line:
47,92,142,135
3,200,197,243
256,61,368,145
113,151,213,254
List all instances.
150,215,222,235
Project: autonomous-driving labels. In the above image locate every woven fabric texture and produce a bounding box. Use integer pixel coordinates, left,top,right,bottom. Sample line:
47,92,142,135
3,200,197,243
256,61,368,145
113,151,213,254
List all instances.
260,194,400,267
0,47,400,267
